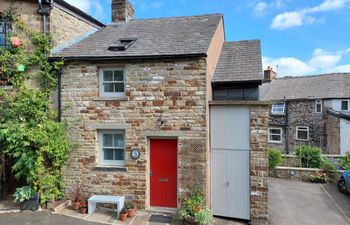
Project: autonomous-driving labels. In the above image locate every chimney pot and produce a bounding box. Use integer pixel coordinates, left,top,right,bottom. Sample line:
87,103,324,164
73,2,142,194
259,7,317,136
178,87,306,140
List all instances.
263,66,277,83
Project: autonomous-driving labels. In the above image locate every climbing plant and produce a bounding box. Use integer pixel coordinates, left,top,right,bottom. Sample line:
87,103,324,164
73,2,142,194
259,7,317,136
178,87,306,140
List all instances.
0,8,71,203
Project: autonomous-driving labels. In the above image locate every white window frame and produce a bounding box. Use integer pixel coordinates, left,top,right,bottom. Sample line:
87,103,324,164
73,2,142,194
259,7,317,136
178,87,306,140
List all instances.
268,127,283,143
99,67,125,97
98,130,125,167
341,100,349,111
315,100,322,113
296,126,309,141
271,102,286,115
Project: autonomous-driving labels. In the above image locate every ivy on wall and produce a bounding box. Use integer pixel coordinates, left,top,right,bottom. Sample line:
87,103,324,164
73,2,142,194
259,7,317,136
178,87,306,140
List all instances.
0,8,71,203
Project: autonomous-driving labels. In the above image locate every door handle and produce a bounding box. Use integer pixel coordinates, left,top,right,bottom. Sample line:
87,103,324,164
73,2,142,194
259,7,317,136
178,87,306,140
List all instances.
159,178,169,182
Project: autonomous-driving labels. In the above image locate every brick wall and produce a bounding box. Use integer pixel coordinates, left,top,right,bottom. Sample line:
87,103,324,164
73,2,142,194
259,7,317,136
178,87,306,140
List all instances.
250,104,269,225
61,58,208,208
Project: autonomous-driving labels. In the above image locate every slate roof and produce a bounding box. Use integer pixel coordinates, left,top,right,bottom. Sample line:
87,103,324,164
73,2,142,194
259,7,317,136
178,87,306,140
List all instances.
212,40,263,83
260,73,350,101
53,14,223,59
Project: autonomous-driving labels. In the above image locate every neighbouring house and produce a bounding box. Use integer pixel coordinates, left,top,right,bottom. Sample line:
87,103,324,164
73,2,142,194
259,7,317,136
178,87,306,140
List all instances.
0,0,104,200
51,0,269,224
260,70,350,155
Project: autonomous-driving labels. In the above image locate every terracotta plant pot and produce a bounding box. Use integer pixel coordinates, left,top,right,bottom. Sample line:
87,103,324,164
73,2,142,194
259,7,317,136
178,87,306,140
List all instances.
119,213,128,221
11,37,22,48
72,201,81,210
47,200,56,210
127,208,136,217
80,207,87,214
183,216,198,225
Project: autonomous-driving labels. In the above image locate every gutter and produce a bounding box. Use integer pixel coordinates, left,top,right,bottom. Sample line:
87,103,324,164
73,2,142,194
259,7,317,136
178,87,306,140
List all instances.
49,53,208,62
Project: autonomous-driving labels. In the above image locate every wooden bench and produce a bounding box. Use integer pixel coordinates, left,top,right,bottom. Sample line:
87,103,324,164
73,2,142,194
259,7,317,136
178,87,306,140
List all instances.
88,195,125,217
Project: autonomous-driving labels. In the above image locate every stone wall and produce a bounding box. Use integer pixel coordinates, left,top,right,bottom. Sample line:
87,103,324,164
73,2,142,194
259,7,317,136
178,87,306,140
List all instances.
268,100,326,153
50,4,100,48
61,58,208,209
250,104,269,225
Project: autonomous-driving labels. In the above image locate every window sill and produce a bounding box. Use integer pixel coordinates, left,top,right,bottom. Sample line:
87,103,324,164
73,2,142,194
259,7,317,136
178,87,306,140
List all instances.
270,113,286,116
94,96,128,101
268,141,282,144
93,166,127,172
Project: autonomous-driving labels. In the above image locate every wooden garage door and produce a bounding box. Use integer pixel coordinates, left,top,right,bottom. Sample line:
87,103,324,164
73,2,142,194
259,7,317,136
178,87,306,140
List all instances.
210,106,250,220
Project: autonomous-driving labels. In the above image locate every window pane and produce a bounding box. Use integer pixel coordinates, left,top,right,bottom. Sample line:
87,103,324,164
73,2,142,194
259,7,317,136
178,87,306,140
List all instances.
297,130,308,140
103,71,113,81
341,101,348,110
316,104,321,112
114,149,125,160
114,134,124,147
103,149,114,160
270,129,281,134
104,83,114,92
114,83,124,92
270,135,281,141
114,70,124,81
0,34,5,46
103,133,113,147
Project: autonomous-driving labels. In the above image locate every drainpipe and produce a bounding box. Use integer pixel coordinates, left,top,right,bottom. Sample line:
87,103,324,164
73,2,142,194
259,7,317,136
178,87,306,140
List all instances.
37,0,52,33
58,69,62,122
284,97,289,154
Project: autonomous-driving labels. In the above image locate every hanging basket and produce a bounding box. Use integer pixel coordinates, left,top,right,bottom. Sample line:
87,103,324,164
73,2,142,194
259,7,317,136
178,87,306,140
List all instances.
11,37,22,48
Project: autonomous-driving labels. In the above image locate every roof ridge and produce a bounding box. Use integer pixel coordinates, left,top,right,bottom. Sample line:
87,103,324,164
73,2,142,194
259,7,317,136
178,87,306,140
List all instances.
109,13,223,24
224,39,260,44
276,73,350,80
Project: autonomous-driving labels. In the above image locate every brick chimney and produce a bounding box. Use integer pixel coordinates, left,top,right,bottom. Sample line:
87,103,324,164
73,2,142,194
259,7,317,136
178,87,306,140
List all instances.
263,66,277,83
112,0,135,22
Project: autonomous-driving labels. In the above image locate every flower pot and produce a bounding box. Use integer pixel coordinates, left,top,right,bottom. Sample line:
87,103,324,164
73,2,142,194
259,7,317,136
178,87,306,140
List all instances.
20,195,39,211
127,208,136,217
47,200,56,210
80,207,87,214
72,201,81,210
183,216,198,225
11,37,22,48
119,213,128,221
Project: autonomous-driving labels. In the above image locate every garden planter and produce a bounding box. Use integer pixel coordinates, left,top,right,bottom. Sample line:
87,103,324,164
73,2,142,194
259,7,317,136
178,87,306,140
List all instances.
46,200,56,210
80,207,87,214
20,195,39,211
72,201,81,210
119,213,128,221
127,208,136,217
183,216,198,225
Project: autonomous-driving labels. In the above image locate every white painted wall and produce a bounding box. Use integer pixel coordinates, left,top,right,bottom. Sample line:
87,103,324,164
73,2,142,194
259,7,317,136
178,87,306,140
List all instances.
340,118,350,155
331,99,350,111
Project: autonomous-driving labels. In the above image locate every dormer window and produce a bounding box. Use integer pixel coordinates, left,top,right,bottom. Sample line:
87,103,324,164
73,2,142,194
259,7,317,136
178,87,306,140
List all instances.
108,38,136,51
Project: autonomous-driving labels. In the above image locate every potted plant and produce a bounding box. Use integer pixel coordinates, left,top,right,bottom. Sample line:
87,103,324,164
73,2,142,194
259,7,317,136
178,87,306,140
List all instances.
125,201,136,217
119,207,128,221
71,183,82,210
310,170,329,183
13,186,39,211
179,190,213,225
80,200,88,214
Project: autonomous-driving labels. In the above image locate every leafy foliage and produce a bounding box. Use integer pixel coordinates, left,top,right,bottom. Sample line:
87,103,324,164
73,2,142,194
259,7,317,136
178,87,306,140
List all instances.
13,186,36,203
179,190,213,225
0,9,71,203
295,145,322,168
320,157,336,173
339,152,350,170
268,148,283,169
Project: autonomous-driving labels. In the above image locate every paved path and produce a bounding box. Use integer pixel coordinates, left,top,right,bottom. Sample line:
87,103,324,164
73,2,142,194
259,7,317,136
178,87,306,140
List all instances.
321,182,350,218
269,178,350,225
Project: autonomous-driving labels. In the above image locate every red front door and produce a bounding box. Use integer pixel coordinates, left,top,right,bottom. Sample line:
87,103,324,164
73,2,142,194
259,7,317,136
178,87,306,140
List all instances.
150,139,177,208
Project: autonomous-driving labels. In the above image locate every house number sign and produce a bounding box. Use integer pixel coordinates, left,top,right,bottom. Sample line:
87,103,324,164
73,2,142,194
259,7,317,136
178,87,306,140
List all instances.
131,149,140,160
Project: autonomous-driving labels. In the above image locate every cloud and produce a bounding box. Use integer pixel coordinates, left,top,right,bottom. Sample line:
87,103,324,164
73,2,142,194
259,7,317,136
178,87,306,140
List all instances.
65,0,91,12
253,2,268,16
263,47,350,76
271,0,348,29
131,0,164,11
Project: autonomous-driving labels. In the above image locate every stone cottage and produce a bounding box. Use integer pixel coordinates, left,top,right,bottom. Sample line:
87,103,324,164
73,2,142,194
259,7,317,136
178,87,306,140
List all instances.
0,0,104,200
52,0,269,224
260,71,350,155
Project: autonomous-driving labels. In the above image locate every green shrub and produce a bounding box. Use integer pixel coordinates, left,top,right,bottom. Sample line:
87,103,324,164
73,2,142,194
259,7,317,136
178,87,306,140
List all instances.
339,152,350,170
13,186,36,203
295,145,322,168
320,157,336,173
268,149,283,169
